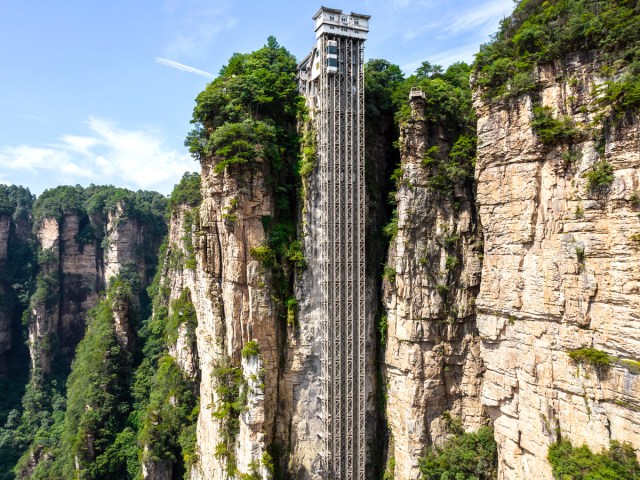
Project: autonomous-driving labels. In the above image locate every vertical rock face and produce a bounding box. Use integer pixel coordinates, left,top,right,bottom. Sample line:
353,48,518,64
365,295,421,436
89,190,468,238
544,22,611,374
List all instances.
29,217,61,373
58,214,101,358
276,155,324,478
0,214,13,366
29,207,160,374
182,128,385,479
30,214,100,372
104,207,146,282
187,158,277,480
384,97,485,480
474,58,640,478
0,214,10,261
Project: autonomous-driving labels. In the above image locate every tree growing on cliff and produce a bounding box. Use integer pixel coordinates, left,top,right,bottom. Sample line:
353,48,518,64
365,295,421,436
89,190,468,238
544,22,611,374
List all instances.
419,425,498,480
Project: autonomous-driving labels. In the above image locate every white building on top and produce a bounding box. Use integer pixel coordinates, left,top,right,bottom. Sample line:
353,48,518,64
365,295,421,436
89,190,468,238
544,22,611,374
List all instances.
313,6,370,40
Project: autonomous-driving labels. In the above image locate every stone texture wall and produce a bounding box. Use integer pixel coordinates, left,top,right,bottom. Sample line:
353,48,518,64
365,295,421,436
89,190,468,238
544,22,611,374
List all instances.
29,209,158,374
383,97,485,480
474,57,640,479
276,152,324,479
186,158,278,480
0,214,12,366
104,207,146,283
0,214,10,261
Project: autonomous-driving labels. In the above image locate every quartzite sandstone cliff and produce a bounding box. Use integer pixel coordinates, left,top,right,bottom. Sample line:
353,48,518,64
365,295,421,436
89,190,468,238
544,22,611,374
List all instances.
474,56,640,478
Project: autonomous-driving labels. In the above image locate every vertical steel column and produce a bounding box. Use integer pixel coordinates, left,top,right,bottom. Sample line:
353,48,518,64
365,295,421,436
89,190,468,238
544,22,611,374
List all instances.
356,40,366,480
318,33,331,479
318,30,366,480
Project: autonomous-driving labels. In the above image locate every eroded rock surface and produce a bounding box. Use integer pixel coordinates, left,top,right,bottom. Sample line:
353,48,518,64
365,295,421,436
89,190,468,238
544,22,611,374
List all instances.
474,58,640,479
384,96,485,480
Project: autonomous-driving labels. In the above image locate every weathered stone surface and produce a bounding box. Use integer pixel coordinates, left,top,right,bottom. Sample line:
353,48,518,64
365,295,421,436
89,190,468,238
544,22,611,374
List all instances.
0,214,10,261
384,97,485,480
29,208,158,374
276,156,325,479
186,158,277,480
474,58,640,479
0,215,12,364
104,205,146,283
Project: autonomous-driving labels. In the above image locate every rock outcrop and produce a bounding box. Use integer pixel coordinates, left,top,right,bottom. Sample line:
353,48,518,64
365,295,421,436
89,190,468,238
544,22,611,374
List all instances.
383,95,485,480
184,158,278,480
0,214,13,364
29,206,162,374
474,56,640,478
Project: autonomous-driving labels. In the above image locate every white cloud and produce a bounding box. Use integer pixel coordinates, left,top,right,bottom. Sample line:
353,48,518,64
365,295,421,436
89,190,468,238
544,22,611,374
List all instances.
155,57,215,78
163,0,237,59
85,117,194,189
444,0,513,35
390,0,434,10
0,117,195,194
61,135,99,156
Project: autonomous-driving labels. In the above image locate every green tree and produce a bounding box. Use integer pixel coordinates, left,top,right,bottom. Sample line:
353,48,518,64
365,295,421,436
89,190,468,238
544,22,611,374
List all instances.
548,439,640,479
420,426,498,480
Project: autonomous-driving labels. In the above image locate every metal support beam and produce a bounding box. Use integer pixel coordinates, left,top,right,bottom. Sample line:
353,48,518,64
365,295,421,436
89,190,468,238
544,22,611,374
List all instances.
317,31,366,480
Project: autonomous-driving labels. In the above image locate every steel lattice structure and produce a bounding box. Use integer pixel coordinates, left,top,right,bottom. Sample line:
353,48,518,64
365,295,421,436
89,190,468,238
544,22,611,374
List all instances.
297,8,368,479
298,9,368,478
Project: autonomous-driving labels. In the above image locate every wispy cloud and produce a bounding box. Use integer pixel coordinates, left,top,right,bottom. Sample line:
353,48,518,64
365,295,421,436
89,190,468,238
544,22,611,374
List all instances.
391,0,434,10
163,0,237,59
0,117,195,194
444,0,513,35
155,57,215,78
20,114,51,122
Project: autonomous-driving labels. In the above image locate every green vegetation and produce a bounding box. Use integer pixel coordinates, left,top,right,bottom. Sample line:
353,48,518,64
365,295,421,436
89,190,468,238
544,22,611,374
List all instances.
383,456,396,480
212,359,246,476
548,439,640,479
166,288,198,345
585,161,615,195
15,278,137,479
377,314,389,349
167,172,202,215
0,184,34,218
210,120,279,173
298,123,317,179
619,359,640,375
286,298,297,327
241,340,261,360
436,284,450,296
420,424,497,480
383,265,397,284
365,59,404,125
139,355,199,478
394,62,477,196
58,279,134,478
185,36,301,163
250,245,277,268
531,106,580,145
33,184,167,234
383,212,399,240
474,0,640,105
569,347,612,369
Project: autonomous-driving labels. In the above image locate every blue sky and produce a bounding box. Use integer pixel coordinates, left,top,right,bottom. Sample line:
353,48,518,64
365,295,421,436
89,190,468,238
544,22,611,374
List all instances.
0,0,515,195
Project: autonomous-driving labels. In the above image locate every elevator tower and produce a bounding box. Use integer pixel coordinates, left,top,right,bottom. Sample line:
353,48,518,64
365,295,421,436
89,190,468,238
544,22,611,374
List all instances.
298,7,369,480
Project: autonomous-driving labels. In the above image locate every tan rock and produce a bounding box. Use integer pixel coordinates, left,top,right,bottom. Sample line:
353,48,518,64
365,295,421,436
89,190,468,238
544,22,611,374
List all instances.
474,58,640,478
383,96,486,480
